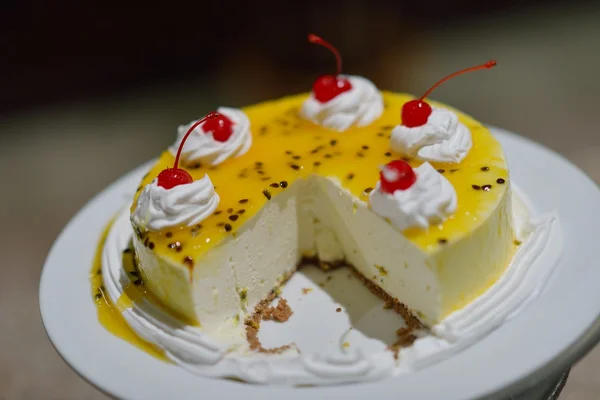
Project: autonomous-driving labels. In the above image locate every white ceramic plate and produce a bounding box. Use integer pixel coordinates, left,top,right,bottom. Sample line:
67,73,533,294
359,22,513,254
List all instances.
40,127,600,400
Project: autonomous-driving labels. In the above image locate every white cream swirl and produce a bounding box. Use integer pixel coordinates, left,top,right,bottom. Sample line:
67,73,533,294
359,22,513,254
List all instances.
302,349,392,379
107,188,562,385
300,75,383,132
132,175,219,231
390,107,472,163
169,107,252,167
369,162,457,230
400,210,561,371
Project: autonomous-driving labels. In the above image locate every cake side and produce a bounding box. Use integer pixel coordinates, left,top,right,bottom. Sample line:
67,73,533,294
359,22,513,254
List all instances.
132,181,302,332
133,173,513,329
314,175,513,325
434,183,515,318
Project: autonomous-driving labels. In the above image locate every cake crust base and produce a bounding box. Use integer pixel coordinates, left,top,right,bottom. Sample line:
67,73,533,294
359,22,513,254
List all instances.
245,257,425,356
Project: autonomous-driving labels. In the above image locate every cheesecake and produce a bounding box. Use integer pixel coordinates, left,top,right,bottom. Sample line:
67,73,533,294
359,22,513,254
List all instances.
130,86,514,332
126,33,512,343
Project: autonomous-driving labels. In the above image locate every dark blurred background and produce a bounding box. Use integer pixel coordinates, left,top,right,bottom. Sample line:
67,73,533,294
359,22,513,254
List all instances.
0,0,585,113
1,1,600,398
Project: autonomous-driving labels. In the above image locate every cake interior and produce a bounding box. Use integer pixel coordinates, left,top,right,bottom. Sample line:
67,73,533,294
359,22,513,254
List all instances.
133,173,513,338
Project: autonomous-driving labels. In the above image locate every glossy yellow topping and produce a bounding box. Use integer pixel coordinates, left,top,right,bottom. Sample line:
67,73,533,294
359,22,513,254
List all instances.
131,92,509,269
90,220,167,361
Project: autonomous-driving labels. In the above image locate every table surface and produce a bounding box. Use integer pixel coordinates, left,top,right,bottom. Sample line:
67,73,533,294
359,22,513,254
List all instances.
2,4,600,399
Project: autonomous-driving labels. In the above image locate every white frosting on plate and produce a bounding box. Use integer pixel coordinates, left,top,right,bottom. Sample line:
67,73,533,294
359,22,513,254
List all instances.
131,175,219,231
104,185,561,385
390,107,472,163
369,162,457,230
398,205,562,372
169,107,252,166
300,75,383,132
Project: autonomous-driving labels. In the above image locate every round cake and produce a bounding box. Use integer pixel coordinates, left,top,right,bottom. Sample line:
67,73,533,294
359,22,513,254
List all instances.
91,36,545,383
127,56,514,336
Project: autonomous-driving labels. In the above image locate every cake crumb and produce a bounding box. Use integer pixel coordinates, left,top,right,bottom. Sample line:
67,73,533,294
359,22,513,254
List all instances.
245,274,296,353
336,307,342,312
396,327,412,337
348,268,423,331
262,298,293,322
390,328,418,359
375,264,388,276
342,341,350,348
301,288,313,295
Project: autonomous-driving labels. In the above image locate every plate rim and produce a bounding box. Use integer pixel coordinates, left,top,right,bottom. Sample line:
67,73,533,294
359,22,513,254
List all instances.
468,127,600,399
39,126,600,400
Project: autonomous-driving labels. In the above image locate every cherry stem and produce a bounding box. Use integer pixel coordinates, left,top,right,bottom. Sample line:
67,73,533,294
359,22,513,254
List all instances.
308,33,343,76
173,112,220,169
419,60,497,101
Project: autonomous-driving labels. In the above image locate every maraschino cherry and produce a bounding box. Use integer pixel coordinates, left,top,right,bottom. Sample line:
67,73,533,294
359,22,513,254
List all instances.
202,113,234,142
379,160,417,193
308,33,352,103
401,60,497,128
157,112,220,189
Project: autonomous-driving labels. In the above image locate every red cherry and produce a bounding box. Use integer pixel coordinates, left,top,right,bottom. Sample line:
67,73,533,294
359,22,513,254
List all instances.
401,100,433,128
312,74,352,103
156,112,220,189
401,60,497,128
308,34,353,103
379,160,417,193
157,168,193,189
202,113,234,142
